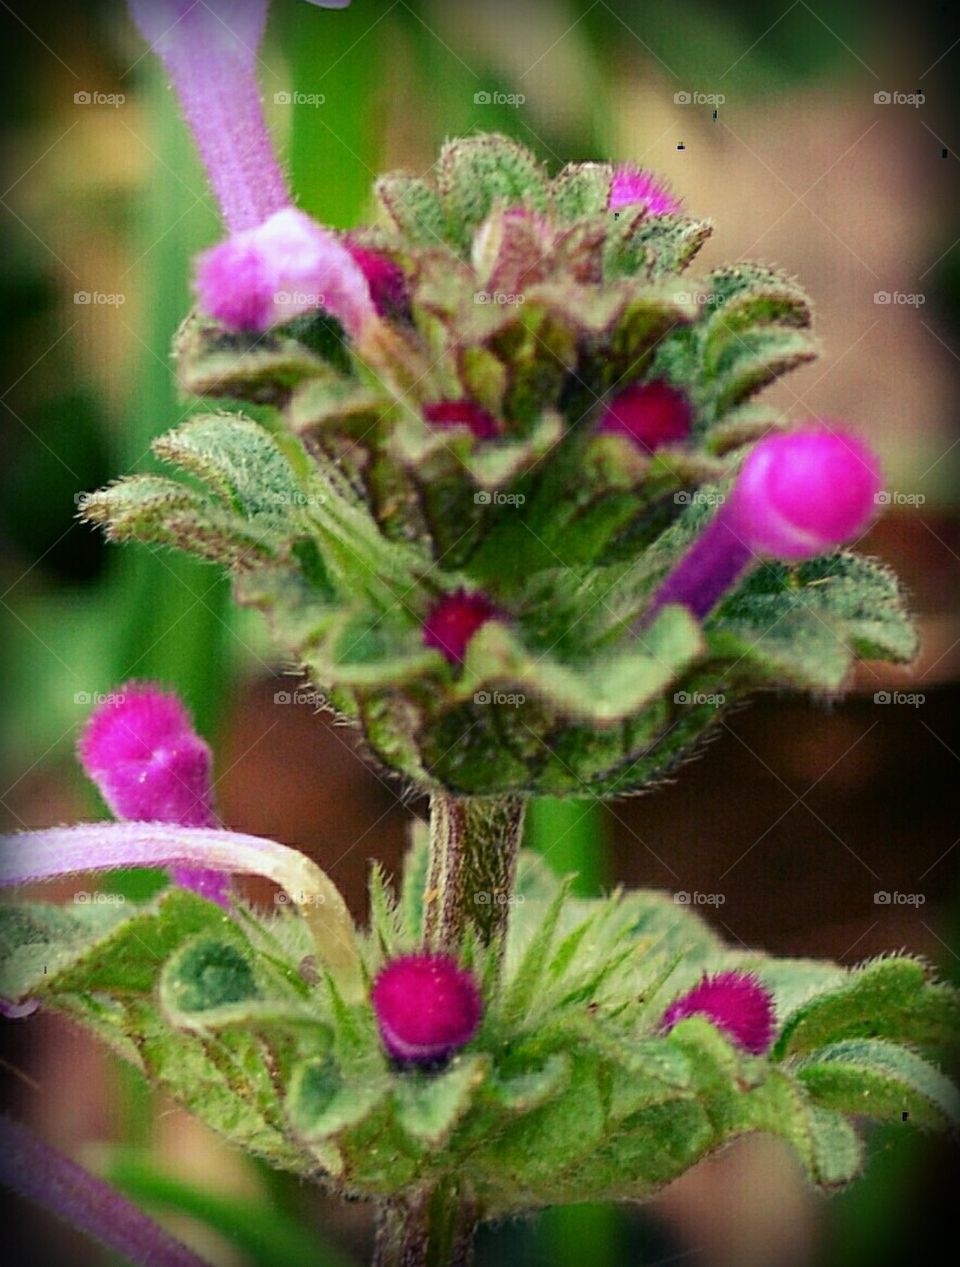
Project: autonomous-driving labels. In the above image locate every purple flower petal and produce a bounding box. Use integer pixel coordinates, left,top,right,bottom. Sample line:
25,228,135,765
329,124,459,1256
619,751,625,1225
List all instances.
195,207,376,337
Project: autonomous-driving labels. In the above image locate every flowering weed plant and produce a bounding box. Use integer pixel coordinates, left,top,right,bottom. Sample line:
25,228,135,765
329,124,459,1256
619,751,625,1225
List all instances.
1,2,956,1265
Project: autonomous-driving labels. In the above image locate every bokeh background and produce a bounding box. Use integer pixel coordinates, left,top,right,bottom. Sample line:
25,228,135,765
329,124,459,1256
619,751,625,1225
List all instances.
1,1,958,1264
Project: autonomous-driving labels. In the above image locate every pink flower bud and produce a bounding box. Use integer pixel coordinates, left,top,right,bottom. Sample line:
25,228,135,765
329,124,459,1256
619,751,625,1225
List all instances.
78,682,227,905
423,590,498,665
660,970,776,1055
730,425,883,562
608,165,682,217
371,953,482,1064
345,241,409,317
598,381,692,451
647,424,883,622
423,401,500,441
195,207,375,337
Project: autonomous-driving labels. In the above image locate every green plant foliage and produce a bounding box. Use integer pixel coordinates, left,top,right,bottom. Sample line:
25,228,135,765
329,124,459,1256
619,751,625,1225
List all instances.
3,852,955,1213
81,133,916,798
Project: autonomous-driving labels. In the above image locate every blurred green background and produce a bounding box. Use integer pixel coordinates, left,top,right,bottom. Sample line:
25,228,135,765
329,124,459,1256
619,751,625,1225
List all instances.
1,2,958,1265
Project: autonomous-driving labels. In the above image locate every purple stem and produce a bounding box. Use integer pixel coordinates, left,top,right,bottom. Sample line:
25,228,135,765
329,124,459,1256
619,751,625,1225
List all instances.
647,505,755,623
0,1115,211,1267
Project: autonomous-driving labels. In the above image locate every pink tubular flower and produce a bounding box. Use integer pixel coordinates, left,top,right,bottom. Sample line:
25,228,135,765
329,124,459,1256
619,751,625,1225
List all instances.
608,165,682,217
128,0,287,233
598,381,693,451
660,970,776,1055
423,590,499,665
78,682,227,905
423,401,500,441
195,207,375,336
647,424,883,622
372,953,482,1064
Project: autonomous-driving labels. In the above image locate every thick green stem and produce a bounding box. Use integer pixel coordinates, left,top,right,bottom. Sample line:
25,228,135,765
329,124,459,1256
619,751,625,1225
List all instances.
373,1187,477,1267
423,793,526,955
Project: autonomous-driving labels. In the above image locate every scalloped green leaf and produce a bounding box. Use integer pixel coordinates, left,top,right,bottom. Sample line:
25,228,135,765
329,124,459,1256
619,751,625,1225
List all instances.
797,1039,960,1128
776,956,959,1057
393,1054,488,1145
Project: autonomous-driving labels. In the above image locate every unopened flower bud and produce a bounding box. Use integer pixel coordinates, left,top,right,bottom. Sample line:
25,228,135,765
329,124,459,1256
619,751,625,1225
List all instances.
608,165,682,216
372,953,482,1064
660,970,775,1054
423,590,499,665
598,381,692,451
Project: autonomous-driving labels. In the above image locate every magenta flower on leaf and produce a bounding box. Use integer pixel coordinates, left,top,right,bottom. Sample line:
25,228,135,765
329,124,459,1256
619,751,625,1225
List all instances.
423,589,499,665
660,970,776,1055
372,953,483,1064
78,681,227,905
195,207,375,336
608,165,682,217
647,424,883,623
127,0,287,233
598,380,693,451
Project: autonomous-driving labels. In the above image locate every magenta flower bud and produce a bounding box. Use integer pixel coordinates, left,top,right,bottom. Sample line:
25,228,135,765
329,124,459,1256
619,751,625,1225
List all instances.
346,241,409,318
78,682,227,905
423,400,500,441
195,207,375,337
660,970,776,1055
128,0,287,233
598,380,692,451
423,589,499,665
371,953,482,1064
608,165,682,216
647,424,883,622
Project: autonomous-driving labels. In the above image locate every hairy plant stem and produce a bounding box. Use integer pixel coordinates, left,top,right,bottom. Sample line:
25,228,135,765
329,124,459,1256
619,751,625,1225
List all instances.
374,794,526,1266
373,1186,478,1267
423,793,526,956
